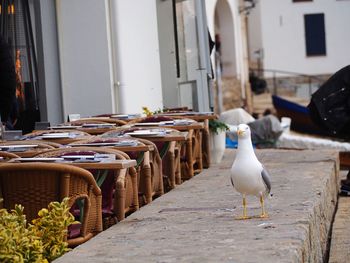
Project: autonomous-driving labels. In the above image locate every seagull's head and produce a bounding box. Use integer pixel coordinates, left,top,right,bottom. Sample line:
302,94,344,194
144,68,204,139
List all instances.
236,124,251,139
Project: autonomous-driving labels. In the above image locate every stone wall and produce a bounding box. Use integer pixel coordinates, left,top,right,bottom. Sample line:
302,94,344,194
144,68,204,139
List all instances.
214,77,243,113
55,149,340,263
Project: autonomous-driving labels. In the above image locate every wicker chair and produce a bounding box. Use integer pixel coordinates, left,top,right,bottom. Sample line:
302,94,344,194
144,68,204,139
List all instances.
65,120,121,135
76,117,127,126
0,140,61,157
26,140,62,148
134,138,164,201
68,136,160,205
163,106,190,112
0,162,102,247
25,129,91,137
0,151,20,160
93,114,142,123
23,129,92,145
0,152,20,209
100,130,164,204
34,147,138,225
156,113,208,170
127,116,195,184
180,128,202,179
93,113,114,118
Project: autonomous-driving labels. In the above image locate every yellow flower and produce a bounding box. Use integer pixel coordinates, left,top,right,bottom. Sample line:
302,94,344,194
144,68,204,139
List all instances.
142,107,153,116
38,208,49,217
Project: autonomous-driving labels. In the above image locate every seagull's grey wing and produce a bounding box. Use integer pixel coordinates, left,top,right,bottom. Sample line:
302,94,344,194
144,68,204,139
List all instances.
261,166,271,193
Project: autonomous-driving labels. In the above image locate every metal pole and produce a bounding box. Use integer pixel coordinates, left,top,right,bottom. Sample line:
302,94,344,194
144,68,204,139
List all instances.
215,51,223,114
172,0,180,78
273,72,277,95
194,0,210,112
308,77,312,97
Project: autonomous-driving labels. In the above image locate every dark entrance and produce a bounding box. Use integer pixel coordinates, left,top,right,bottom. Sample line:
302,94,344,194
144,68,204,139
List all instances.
0,0,40,133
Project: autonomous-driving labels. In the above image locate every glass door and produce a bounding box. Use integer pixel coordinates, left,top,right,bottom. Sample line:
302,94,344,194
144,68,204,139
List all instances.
0,0,40,132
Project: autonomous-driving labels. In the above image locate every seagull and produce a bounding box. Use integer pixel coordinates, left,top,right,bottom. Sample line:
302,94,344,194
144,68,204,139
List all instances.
230,124,271,219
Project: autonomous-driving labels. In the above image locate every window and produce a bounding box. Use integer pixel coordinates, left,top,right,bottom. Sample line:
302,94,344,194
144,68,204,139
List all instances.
304,13,326,56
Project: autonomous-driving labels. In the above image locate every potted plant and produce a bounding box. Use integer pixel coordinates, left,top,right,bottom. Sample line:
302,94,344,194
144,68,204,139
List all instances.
209,119,229,164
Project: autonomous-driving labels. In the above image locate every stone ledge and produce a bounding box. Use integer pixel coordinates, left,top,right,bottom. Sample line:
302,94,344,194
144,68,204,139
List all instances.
329,196,350,263
55,149,339,263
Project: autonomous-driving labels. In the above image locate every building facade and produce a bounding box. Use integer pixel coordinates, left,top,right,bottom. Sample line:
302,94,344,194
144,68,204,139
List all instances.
2,0,216,127
248,0,350,76
206,0,252,111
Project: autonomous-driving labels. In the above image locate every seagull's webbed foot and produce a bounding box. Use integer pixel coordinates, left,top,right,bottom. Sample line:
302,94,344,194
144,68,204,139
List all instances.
258,213,269,219
235,215,252,220
251,211,269,219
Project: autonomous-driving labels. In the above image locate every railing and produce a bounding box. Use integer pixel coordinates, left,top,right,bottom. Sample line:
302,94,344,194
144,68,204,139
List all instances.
250,68,326,98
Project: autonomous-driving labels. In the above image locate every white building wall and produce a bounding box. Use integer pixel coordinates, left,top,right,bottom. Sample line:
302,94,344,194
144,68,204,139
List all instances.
206,0,248,97
230,0,246,94
56,0,114,118
34,0,64,125
206,0,243,78
247,1,262,62
206,0,216,38
110,0,163,113
215,0,236,77
251,0,350,76
156,0,178,108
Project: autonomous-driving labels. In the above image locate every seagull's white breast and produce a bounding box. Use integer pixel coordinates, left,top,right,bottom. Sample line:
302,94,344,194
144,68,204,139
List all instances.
231,158,266,196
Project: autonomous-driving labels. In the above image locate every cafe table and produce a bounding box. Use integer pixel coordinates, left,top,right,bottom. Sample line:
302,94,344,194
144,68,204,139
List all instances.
125,129,189,187
101,128,188,190
68,139,157,204
128,121,204,179
49,123,117,136
76,125,118,135
0,140,60,157
155,112,218,168
91,113,142,122
61,119,125,135
23,130,92,145
9,156,137,222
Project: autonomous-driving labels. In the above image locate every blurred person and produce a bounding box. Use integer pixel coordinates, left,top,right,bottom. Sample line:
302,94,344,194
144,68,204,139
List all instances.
308,65,350,139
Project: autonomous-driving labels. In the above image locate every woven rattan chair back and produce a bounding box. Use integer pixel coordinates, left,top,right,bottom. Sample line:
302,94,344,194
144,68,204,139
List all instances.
0,151,20,160
0,162,102,247
63,120,119,135
74,117,127,126
22,130,92,145
100,130,164,204
25,129,91,137
35,147,138,224
0,140,60,157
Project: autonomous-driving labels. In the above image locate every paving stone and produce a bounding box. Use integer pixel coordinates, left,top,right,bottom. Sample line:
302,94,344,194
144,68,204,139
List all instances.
55,149,340,263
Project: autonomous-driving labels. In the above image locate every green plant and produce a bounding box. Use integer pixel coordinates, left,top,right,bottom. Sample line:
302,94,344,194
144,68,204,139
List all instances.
0,197,76,262
142,106,153,116
0,205,45,263
142,106,163,116
209,119,229,135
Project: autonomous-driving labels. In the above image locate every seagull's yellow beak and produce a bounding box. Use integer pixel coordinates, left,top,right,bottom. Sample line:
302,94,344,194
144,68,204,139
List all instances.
237,129,244,136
